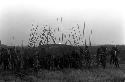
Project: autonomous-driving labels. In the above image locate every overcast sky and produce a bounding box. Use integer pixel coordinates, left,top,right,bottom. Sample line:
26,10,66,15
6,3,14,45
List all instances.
0,0,125,46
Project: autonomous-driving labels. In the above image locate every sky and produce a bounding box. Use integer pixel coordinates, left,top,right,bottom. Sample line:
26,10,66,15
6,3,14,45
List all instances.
0,0,125,46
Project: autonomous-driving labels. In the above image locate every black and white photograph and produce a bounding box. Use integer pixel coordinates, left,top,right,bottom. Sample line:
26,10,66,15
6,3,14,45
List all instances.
0,0,125,82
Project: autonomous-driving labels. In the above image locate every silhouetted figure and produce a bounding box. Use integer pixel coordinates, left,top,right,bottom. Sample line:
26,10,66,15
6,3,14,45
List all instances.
110,46,120,67
33,56,39,71
96,46,107,69
1,48,9,70
9,48,18,71
84,46,91,68
0,47,3,66
15,49,22,72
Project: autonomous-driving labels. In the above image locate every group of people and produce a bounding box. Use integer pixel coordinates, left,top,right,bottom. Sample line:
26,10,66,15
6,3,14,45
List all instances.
84,45,120,69
0,47,22,71
0,45,120,72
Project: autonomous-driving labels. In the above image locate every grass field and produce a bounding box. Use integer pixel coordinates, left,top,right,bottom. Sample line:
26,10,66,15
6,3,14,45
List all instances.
0,63,125,82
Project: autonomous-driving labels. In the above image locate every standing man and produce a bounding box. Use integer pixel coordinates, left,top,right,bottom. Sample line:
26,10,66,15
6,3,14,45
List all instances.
84,45,91,68
2,48,9,70
110,45,120,67
96,46,107,69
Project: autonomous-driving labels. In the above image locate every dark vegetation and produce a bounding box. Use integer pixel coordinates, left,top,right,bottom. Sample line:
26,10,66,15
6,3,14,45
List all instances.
0,44,125,82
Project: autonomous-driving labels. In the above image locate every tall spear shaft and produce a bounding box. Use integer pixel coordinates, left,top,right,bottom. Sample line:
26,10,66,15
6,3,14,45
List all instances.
89,29,92,47
83,22,85,38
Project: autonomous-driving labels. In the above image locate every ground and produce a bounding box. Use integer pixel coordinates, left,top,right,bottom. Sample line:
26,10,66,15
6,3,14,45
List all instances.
0,63,125,82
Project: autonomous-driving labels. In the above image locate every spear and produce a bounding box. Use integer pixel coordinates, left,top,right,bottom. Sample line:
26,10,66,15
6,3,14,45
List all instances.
62,33,63,42
85,39,87,47
69,34,70,38
61,17,62,23
59,37,60,42
89,29,92,47
91,29,92,35
83,22,85,38
89,36,91,47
